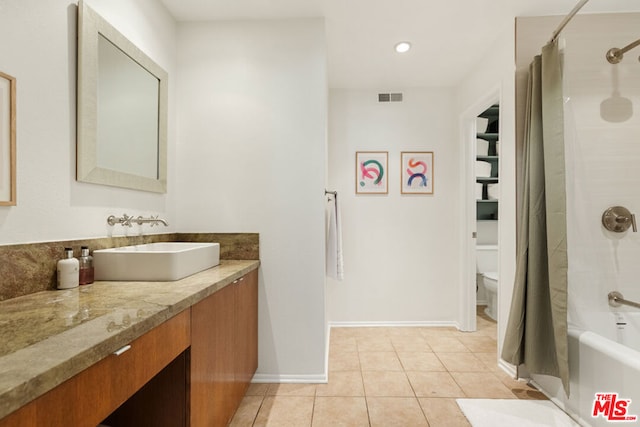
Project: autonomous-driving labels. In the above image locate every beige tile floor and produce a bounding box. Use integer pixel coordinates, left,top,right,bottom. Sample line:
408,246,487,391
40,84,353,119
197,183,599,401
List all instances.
229,307,546,426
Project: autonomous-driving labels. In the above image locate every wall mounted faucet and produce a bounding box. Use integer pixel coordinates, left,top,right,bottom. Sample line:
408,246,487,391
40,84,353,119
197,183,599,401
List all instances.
134,215,169,227
107,214,169,227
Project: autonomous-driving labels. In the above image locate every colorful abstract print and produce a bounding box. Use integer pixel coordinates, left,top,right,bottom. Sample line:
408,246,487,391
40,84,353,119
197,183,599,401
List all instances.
406,158,428,188
359,159,384,188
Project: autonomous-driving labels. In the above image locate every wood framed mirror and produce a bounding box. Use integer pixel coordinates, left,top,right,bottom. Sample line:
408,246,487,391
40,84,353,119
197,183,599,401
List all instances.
77,0,167,193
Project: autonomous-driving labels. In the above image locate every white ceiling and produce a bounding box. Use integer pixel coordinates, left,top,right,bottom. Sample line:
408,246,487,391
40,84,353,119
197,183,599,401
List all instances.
159,0,640,88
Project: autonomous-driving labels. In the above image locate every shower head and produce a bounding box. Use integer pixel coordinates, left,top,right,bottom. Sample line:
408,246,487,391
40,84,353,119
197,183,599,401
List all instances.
606,38,640,64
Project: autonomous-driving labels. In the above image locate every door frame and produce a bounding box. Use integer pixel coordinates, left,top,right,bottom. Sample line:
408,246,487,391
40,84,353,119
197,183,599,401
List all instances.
458,86,501,332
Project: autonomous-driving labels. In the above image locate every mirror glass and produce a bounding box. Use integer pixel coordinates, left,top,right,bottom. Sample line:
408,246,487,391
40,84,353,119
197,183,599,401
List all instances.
77,1,167,193
97,35,159,179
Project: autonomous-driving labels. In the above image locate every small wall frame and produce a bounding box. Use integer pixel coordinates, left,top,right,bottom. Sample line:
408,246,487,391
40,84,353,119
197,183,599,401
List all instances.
401,151,434,194
0,71,16,206
356,151,388,194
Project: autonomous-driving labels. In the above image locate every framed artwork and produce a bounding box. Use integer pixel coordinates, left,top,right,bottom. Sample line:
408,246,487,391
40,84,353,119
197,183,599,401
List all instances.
356,151,388,194
0,71,16,206
401,151,434,194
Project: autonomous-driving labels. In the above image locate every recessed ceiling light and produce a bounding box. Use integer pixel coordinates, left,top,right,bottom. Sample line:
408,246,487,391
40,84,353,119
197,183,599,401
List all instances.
395,42,411,53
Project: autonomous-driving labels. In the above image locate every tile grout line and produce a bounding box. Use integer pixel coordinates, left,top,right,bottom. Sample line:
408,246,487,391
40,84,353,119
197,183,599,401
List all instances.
445,338,520,401
357,356,373,427
391,334,432,426
391,333,437,427
310,387,317,427
250,393,266,427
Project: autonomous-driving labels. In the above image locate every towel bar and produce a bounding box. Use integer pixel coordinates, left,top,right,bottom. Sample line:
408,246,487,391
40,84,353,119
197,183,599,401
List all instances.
325,189,337,201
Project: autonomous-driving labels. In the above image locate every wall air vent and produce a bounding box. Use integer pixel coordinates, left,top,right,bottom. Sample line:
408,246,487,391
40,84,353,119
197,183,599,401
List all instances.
378,93,403,102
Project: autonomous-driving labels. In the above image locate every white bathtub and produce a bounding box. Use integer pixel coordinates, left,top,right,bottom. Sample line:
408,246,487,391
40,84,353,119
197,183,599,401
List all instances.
533,315,640,427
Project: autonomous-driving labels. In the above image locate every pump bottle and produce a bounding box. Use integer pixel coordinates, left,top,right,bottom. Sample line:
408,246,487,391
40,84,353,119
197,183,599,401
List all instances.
57,248,79,289
78,246,94,285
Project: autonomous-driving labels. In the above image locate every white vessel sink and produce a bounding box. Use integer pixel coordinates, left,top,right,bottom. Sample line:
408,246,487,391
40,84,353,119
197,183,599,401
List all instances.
93,242,220,281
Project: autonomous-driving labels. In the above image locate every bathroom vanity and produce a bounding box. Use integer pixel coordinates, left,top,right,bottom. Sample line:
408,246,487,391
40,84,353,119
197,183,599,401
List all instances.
0,260,259,427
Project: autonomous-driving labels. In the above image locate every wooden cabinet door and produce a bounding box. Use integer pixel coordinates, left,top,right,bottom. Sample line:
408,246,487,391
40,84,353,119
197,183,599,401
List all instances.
190,282,236,427
190,268,259,427
235,268,258,397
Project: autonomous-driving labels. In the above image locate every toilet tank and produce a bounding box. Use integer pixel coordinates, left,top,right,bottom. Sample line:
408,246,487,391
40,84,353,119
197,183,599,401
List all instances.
476,245,498,273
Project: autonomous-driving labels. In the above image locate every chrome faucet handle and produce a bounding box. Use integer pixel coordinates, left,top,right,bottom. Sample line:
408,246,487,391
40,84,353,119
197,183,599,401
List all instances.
602,206,637,233
121,214,133,227
107,214,132,227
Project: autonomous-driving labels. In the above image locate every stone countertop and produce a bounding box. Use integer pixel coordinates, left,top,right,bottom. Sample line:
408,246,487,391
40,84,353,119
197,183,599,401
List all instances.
0,259,260,420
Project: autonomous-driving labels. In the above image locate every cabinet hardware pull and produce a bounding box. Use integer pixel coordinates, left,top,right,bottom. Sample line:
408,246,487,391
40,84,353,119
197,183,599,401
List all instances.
113,344,132,356
239,277,244,282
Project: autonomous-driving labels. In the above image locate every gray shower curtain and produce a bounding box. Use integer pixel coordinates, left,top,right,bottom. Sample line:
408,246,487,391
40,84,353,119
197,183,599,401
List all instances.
501,40,570,395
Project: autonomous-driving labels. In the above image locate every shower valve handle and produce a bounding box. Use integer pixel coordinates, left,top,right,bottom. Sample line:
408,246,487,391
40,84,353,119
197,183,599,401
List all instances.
602,206,637,233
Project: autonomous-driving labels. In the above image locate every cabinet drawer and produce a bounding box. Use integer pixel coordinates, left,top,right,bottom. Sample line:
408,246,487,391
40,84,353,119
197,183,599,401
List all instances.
0,309,191,427
100,308,191,413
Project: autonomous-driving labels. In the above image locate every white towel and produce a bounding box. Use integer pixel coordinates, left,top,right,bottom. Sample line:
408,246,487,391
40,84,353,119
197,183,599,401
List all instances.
487,183,500,200
326,195,344,281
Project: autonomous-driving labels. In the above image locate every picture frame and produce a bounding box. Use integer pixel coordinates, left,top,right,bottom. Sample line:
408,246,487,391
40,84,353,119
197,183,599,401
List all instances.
0,71,16,206
356,151,388,194
401,151,434,194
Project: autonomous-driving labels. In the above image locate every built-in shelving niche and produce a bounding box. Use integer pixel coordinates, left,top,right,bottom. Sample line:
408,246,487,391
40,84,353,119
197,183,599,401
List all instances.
476,105,499,220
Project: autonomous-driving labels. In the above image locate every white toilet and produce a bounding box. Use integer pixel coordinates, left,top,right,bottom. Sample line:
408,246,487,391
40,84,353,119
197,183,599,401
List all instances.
476,245,498,321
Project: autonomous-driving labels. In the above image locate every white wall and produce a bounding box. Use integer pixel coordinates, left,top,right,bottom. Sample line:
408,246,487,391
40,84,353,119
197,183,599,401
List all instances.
455,23,516,354
174,20,328,381
0,0,177,244
560,13,640,326
326,88,460,325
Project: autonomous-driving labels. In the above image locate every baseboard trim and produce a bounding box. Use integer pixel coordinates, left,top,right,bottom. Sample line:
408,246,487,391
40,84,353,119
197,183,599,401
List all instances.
252,321,463,384
498,358,517,378
252,373,328,384
325,324,331,378
329,320,460,328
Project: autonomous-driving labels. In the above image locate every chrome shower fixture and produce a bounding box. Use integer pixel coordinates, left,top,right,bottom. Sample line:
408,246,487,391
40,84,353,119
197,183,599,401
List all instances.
606,38,640,64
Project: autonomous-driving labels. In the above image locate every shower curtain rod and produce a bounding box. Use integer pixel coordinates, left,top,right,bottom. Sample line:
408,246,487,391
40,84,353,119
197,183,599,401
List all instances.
549,0,590,44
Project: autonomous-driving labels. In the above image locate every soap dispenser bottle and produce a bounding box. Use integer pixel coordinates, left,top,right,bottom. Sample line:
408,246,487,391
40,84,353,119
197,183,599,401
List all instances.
57,248,79,289
78,246,94,285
